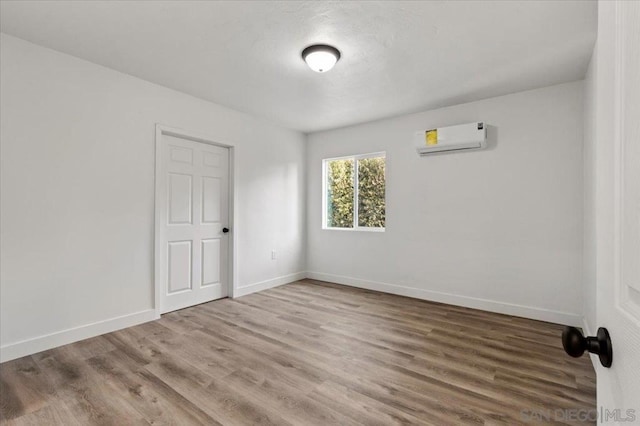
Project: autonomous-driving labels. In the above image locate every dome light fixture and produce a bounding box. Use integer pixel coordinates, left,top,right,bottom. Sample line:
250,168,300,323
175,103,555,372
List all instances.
302,44,341,73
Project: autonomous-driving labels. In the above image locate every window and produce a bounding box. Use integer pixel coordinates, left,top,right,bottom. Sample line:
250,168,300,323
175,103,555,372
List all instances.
323,152,386,231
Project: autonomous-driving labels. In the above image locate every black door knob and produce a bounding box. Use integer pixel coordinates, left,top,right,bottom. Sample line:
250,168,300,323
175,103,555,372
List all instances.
562,326,612,368
222,227,229,233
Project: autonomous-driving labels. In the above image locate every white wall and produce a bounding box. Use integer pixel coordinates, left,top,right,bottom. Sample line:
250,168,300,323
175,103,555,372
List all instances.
0,34,306,361
307,82,584,325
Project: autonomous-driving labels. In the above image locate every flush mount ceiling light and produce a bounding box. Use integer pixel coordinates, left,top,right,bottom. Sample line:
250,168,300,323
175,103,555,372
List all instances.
302,44,341,73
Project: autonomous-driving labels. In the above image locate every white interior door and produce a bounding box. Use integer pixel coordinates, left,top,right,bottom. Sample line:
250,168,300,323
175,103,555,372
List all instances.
157,133,229,314
596,0,640,416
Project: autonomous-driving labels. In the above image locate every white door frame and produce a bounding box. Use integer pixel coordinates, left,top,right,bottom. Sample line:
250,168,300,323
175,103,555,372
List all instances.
154,124,237,318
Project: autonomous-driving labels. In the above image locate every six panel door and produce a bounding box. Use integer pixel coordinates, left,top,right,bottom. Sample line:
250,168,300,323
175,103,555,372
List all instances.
158,134,229,313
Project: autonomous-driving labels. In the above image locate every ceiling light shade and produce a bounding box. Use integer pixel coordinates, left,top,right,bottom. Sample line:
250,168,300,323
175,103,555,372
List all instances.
302,44,341,73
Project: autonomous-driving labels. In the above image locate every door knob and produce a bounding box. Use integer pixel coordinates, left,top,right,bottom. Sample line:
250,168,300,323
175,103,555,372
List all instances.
562,326,612,368
222,227,229,233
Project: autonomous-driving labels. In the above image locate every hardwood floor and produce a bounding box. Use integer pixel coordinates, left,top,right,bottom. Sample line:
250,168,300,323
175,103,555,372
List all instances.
1,280,596,425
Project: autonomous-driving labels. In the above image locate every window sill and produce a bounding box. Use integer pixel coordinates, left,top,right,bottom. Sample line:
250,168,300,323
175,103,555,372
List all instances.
322,227,385,233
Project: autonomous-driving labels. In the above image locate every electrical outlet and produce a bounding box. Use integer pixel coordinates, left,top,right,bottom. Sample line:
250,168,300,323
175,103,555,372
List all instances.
271,250,277,260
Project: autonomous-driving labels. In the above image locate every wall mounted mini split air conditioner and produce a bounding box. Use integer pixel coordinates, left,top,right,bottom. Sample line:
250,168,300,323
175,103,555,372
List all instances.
414,122,487,155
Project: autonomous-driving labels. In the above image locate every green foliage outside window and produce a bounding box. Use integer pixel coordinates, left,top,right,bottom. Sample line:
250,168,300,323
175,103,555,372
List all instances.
327,159,354,228
326,155,385,229
358,157,385,228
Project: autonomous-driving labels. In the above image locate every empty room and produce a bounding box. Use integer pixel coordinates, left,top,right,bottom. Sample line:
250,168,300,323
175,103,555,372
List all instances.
1,0,639,424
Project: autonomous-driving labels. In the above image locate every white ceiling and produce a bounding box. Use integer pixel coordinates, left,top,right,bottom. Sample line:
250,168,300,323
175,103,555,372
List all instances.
0,1,596,133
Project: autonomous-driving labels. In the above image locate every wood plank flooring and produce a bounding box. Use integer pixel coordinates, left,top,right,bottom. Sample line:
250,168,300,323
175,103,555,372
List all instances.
1,280,596,425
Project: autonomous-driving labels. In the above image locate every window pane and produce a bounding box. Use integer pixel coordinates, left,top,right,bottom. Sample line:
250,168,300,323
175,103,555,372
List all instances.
326,159,354,228
357,157,385,228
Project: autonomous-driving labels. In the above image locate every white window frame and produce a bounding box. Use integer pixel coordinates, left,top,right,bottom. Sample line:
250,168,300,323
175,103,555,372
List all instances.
322,151,386,232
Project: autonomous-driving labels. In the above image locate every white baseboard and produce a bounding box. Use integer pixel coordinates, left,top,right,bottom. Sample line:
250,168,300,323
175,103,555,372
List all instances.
1,271,306,363
306,271,583,326
0,309,158,363
234,271,306,298
1,272,583,363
